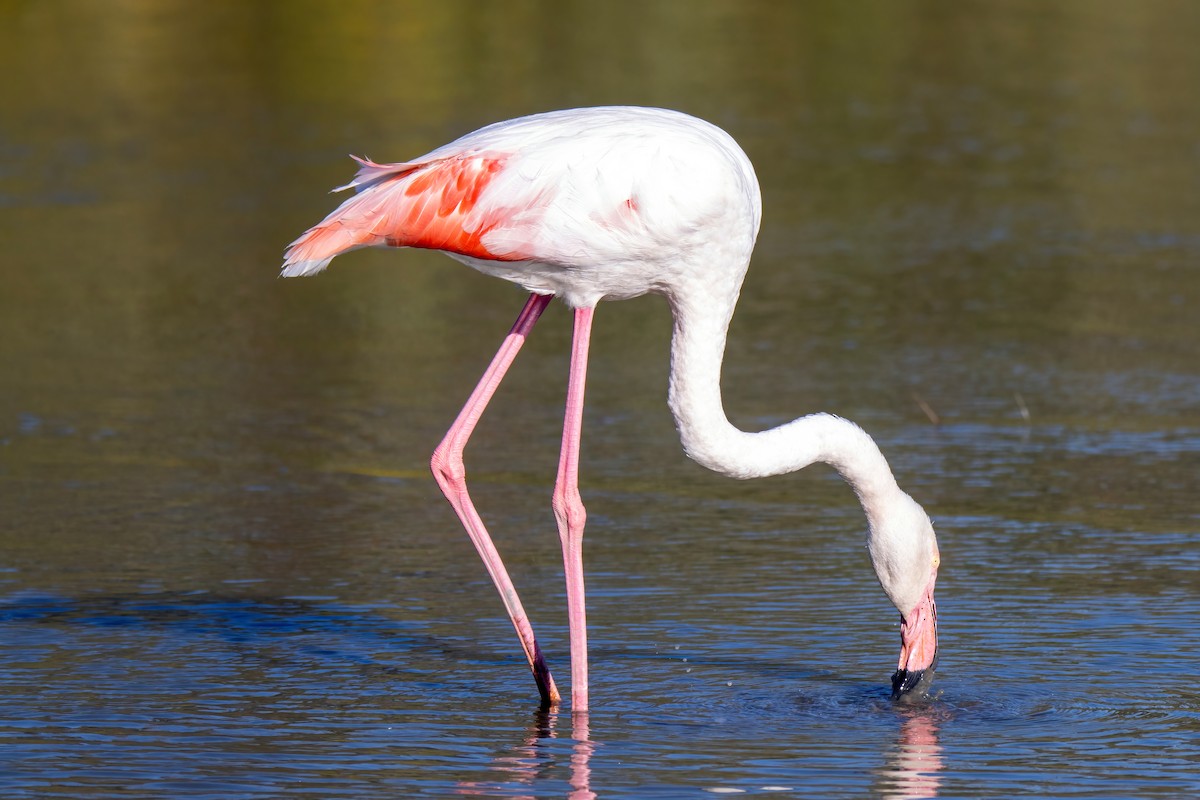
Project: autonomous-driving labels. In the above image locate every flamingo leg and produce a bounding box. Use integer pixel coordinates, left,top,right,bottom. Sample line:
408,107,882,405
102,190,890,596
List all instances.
431,292,561,707
553,306,594,713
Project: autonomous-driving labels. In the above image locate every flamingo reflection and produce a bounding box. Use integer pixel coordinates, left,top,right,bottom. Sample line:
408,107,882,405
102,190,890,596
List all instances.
455,710,594,799
875,710,944,799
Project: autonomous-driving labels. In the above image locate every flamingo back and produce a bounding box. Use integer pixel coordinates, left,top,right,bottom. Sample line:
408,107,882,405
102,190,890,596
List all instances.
281,107,762,307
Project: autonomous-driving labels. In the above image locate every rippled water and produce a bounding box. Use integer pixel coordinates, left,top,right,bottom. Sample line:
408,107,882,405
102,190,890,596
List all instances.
2,1,1199,797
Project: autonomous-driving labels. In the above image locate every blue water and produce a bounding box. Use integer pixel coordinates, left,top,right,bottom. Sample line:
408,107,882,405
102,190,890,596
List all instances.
2,546,1197,798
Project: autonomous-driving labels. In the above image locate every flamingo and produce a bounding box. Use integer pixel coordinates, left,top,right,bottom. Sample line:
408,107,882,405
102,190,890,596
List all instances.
282,106,940,711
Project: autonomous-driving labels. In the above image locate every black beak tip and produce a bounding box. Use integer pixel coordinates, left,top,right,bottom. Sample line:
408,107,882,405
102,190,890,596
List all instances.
890,668,932,701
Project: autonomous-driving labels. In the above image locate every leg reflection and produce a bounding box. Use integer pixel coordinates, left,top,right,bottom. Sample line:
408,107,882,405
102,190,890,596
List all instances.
454,708,596,799
568,712,596,800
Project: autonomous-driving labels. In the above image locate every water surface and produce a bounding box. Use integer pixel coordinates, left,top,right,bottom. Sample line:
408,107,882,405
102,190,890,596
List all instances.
2,1,1198,797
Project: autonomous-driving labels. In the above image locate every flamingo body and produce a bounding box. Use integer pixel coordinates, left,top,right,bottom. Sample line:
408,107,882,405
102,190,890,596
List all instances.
285,107,759,309
283,107,940,710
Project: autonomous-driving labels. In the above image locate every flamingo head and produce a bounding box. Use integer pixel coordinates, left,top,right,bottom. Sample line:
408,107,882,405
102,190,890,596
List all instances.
865,490,941,700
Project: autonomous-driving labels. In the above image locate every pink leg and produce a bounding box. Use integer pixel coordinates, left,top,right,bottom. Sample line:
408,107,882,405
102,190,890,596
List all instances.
553,306,594,712
431,293,561,707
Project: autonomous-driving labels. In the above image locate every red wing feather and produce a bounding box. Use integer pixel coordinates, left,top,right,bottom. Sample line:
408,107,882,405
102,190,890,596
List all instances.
282,153,520,276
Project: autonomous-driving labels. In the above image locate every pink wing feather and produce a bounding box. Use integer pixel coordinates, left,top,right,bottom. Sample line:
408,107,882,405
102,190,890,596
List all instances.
281,153,525,277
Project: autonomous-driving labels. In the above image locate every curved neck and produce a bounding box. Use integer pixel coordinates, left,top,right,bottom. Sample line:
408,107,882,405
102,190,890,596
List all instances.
665,291,902,512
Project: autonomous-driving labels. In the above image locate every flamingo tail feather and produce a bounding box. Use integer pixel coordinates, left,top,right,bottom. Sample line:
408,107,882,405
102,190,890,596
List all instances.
281,157,423,277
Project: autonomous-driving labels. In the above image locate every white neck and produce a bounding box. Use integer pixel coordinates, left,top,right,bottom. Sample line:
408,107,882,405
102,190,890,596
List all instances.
665,291,903,520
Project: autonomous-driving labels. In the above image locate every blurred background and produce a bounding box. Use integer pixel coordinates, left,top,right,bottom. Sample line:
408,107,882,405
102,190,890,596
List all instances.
3,0,1195,591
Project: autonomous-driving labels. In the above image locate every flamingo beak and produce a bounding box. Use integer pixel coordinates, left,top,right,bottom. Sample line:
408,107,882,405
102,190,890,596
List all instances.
891,574,938,700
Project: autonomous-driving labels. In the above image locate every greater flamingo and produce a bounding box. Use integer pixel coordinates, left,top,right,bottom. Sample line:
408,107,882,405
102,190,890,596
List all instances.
282,106,940,711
